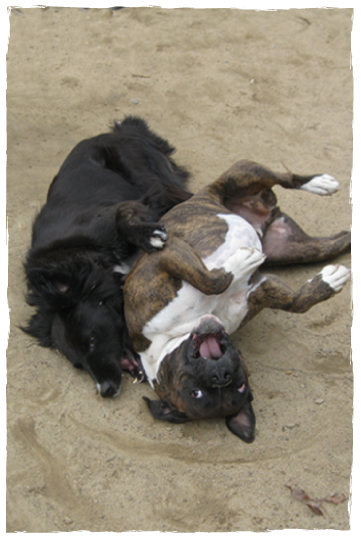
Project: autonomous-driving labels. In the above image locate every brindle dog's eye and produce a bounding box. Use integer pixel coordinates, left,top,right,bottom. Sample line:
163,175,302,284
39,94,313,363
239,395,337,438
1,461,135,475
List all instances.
191,389,204,399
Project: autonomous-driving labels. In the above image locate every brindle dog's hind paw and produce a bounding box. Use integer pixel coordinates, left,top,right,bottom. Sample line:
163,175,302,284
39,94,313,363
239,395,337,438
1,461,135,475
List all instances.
300,174,340,196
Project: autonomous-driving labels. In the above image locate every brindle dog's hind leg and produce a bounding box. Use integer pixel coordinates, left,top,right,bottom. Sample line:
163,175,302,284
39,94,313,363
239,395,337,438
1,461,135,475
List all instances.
241,264,351,327
208,160,339,203
207,160,350,264
262,212,351,265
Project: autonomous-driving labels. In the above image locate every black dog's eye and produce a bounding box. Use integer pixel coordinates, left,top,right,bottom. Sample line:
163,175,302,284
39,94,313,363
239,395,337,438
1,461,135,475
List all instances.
191,389,204,399
89,335,97,350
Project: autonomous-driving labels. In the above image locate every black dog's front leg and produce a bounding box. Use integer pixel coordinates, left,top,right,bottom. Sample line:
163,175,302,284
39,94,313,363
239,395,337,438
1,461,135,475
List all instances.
116,182,192,254
116,201,167,253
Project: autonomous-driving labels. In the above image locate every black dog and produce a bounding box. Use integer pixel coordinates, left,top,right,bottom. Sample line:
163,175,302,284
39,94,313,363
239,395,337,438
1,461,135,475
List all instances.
22,116,191,397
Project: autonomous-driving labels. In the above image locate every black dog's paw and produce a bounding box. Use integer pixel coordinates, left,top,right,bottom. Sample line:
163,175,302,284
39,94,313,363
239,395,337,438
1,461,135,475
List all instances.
138,223,168,253
116,201,168,252
148,224,168,251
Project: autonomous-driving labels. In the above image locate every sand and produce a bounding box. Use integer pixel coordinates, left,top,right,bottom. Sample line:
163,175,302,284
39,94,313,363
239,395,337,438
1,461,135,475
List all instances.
6,6,353,532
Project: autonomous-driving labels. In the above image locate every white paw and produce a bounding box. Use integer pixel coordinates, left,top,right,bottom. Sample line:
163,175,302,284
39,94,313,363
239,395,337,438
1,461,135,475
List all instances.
150,229,167,249
224,247,266,278
300,174,339,196
320,264,351,292
113,263,131,275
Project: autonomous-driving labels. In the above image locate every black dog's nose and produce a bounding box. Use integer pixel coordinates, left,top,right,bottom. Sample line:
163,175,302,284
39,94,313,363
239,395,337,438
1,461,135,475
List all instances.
99,381,120,398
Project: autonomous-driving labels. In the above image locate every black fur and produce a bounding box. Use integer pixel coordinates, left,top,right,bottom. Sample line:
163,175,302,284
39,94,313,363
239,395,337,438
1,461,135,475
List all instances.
22,116,191,397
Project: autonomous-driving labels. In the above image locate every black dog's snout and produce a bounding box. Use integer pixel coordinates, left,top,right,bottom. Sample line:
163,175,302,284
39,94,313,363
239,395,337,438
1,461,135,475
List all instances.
99,381,120,398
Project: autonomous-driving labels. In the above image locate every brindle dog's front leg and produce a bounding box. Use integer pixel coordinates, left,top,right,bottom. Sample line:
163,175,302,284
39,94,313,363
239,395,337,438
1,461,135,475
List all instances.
159,237,264,296
241,264,351,326
124,236,264,351
124,236,238,348
159,236,233,295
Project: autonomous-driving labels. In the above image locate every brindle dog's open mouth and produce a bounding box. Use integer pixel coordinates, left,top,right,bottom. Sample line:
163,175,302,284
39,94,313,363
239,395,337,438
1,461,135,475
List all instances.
191,331,227,361
191,320,247,393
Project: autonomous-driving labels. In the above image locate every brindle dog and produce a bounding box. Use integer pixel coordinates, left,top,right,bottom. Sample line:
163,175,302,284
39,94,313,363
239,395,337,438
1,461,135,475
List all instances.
124,160,350,441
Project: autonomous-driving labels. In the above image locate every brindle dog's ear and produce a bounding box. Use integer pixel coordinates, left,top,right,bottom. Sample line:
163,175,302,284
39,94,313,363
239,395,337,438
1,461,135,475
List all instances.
142,396,190,424
225,393,256,442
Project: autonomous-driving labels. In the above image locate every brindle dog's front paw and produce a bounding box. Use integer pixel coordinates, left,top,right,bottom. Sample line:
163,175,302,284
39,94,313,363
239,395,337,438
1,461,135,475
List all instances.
319,264,351,293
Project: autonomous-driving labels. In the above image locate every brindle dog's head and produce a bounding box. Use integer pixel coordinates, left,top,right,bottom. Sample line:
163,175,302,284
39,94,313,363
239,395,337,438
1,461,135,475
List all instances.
143,316,256,442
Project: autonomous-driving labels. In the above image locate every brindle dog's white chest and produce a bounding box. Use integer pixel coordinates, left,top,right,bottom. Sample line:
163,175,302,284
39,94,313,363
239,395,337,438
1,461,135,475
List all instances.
204,213,262,270
203,213,263,334
141,214,264,383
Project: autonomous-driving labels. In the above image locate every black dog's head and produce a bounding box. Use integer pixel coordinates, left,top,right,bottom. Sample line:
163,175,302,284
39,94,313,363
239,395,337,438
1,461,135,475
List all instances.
23,256,143,397
143,316,255,442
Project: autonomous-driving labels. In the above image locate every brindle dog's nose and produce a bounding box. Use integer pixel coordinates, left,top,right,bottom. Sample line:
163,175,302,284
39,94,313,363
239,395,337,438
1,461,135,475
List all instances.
209,362,232,388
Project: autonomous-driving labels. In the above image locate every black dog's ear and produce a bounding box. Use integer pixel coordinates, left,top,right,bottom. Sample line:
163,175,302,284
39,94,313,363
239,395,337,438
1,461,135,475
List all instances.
20,307,55,347
25,266,73,309
225,393,256,442
142,396,190,424
27,267,70,292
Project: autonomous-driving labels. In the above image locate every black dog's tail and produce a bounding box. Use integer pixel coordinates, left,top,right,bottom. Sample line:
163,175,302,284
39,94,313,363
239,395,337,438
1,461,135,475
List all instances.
139,181,192,219
112,116,192,190
113,116,177,157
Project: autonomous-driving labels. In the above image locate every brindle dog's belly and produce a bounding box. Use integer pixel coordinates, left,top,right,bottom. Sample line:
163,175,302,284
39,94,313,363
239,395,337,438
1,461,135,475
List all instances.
203,213,262,270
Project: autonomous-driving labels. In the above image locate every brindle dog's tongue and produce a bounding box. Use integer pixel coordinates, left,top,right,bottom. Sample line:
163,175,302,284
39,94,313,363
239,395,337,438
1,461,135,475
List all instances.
199,336,222,360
